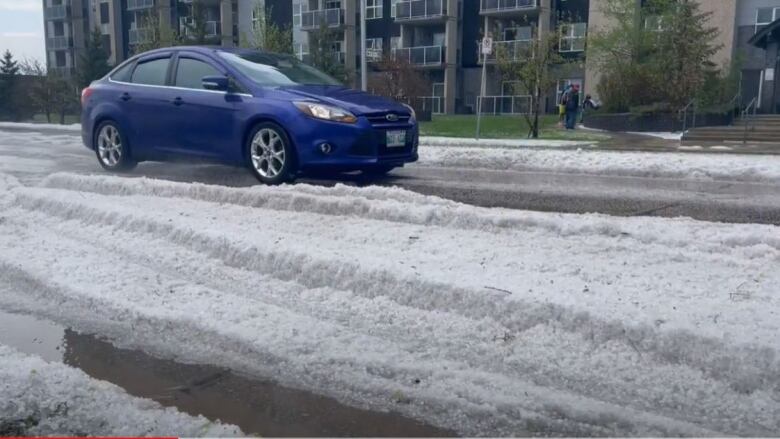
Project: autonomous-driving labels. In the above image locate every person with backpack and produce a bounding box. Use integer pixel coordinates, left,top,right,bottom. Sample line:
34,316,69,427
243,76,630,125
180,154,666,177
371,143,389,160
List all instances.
563,84,580,130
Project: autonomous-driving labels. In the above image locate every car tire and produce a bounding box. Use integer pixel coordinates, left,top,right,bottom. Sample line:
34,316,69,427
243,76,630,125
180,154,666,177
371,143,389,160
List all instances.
94,120,137,172
246,122,296,185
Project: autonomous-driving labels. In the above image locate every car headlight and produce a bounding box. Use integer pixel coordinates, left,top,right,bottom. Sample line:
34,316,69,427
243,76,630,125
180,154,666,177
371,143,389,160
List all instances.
294,101,357,124
402,103,417,122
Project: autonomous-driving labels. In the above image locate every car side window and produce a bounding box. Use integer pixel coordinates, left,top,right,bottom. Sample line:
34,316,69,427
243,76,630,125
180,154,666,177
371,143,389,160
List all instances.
110,61,134,82
131,58,170,86
175,58,221,90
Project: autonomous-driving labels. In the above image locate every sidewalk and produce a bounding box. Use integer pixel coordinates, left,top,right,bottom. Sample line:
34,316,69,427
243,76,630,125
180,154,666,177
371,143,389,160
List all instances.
595,130,780,155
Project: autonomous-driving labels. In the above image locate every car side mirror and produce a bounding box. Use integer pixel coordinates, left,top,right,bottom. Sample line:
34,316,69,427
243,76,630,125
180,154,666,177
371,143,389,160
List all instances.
202,75,229,92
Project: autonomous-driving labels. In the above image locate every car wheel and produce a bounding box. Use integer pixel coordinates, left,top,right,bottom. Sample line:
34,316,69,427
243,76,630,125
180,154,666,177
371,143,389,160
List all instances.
247,122,296,185
94,121,137,172
363,165,396,177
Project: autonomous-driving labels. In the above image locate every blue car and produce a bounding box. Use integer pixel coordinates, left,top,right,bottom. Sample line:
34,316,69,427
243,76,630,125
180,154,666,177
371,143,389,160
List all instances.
80,46,418,184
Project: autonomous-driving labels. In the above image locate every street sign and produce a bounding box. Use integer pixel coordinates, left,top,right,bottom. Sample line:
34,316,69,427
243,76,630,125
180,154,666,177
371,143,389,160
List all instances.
481,37,493,55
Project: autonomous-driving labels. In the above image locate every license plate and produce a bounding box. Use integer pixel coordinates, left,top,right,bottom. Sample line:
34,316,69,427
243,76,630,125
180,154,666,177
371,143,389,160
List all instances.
386,130,406,147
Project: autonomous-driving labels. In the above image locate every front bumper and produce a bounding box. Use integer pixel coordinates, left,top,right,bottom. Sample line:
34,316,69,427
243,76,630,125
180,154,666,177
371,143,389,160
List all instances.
291,114,418,171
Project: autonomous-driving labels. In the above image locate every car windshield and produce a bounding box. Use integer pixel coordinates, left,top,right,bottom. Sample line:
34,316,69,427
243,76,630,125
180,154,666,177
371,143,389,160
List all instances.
219,52,341,87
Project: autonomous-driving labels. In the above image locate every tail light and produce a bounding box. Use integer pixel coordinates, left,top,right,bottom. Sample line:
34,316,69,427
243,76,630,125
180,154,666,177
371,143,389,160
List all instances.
81,87,93,106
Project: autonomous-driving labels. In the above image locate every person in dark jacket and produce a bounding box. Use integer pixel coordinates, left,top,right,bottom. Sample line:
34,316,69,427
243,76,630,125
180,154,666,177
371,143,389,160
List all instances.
563,84,580,130
581,94,600,124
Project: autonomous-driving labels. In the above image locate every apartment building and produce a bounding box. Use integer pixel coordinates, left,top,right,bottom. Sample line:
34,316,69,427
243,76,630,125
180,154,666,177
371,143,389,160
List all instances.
42,0,90,77
288,0,588,114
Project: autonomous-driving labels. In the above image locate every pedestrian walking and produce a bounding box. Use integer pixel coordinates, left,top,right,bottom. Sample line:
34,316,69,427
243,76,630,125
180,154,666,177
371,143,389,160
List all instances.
564,84,580,130
558,84,571,128
581,94,599,124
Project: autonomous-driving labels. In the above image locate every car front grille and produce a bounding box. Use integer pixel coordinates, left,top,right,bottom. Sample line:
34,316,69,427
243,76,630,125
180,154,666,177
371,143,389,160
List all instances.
365,112,412,127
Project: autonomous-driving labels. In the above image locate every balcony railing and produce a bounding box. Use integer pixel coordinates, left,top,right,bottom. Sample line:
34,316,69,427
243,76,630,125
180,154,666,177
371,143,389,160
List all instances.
477,95,531,115
300,8,343,30
392,45,444,66
419,96,444,114
127,0,154,11
47,36,73,50
480,0,538,14
477,39,533,62
44,4,69,20
395,0,445,21
128,28,154,45
180,20,221,37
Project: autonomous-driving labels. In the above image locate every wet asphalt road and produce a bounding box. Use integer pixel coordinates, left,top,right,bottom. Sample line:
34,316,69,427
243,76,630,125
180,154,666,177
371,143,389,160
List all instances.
3,125,780,225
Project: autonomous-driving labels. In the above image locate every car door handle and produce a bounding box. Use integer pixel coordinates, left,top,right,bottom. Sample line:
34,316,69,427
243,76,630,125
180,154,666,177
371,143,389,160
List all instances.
172,97,184,106
120,92,131,101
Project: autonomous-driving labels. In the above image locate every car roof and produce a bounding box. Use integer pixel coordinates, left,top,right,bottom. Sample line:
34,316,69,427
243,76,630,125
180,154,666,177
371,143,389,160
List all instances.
137,46,278,58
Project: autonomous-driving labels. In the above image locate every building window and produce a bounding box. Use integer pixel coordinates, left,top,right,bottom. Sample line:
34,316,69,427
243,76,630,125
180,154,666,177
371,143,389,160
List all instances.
366,0,382,19
294,43,309,61
325,0,341,9
559,22,586,53
293,3,305,27
99,2,110,24
390,36,402,50
390,0,398,18
366,37,383,60
756,7,780,33
644,15,665,32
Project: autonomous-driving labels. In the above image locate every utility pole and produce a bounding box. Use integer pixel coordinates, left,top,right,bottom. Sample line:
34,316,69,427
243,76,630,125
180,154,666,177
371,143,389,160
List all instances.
360,0,367,91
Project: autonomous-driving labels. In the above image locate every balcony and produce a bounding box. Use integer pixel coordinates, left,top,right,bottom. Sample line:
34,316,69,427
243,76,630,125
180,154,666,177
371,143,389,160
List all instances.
128,28,154,45
44,3,70,20
392,45,444,67
180,20,221,38
47,36,73,50
477,39,533,63
127,0,154,11
476,95,531,115
300,8,343,31
395,0,446,23
480,0,538,16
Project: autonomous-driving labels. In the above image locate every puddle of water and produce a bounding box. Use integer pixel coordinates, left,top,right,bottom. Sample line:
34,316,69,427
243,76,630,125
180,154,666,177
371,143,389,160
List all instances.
0,309,454,437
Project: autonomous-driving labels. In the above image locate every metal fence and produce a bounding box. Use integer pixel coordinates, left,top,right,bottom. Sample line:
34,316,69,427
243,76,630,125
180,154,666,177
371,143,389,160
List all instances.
392,46,444,66
480,0,537,13
301,8,343,30
419,96,445,114
395,0,445,20
477,95,531,115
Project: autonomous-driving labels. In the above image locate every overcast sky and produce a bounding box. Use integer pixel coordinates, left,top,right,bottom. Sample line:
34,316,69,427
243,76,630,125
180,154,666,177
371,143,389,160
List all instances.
0,0,46,64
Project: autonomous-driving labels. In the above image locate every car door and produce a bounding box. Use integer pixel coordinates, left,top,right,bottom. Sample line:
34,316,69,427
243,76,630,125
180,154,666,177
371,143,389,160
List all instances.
123,54,178,156
168,53,241,159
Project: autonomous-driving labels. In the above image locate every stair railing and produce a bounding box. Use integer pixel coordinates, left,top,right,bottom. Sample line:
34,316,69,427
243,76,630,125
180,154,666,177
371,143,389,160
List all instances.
727,91,742,121
679,99,696,133
742,97,758,145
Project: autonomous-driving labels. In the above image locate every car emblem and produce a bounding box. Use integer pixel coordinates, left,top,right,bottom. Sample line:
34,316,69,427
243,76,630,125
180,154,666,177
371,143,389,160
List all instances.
386,114,399,122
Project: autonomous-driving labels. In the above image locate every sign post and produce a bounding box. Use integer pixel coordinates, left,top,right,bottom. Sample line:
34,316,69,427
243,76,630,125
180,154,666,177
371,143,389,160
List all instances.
476,36,493,140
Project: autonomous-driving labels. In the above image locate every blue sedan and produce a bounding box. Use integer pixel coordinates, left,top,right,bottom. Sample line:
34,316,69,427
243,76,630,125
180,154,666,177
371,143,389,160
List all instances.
80,46,418,184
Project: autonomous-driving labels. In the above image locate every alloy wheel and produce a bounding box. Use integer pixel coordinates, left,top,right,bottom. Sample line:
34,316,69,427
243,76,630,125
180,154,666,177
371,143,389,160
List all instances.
97,124,123,167
251,128,286,178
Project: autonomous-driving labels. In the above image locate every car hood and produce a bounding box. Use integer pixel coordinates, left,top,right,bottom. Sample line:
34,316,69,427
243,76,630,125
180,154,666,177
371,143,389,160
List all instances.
279,85,410,116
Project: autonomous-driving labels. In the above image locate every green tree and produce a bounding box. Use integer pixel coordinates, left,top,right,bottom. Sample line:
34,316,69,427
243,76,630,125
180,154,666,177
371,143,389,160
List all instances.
308,23,348,83
0,50,21,120
496,32,574,138
77,27,112,89
650,0,720,109
240,2,293,54
588,0,722,112
19,59,76,124
0,50,20,75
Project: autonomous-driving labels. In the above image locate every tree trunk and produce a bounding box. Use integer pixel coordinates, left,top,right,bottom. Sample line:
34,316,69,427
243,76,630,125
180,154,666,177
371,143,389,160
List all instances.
59,110,65,125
